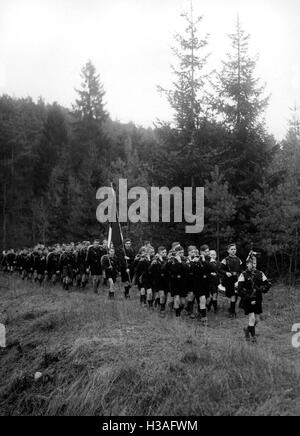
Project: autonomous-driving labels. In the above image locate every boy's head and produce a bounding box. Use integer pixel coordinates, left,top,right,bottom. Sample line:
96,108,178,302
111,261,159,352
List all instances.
158,246,167,258
200,244,210,256
93,239,100,248
188,245,197,258
227,243,237,256
102,239,108,248
175,245,184,258
125,239,132,249
148,246,155,257
109,247,115,256
246,258,255,270
209,250,217,261
139,247,146,256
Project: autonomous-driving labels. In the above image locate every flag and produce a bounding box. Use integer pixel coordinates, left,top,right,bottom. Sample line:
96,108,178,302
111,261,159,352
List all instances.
109,218,123,249
108,183,124,250
107,225,112,249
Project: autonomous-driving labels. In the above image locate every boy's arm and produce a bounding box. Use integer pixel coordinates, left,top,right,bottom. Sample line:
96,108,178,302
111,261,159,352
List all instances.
237,274,250,300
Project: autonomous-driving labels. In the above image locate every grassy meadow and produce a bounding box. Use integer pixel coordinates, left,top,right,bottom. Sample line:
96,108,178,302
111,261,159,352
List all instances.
0,275,299,416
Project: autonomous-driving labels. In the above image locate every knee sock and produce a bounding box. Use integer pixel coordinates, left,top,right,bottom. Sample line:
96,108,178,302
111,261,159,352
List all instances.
200,308,207,318
175,308,182,317
186,301,194,314
207,299,213,311
230,301,236,314
248,326,255,337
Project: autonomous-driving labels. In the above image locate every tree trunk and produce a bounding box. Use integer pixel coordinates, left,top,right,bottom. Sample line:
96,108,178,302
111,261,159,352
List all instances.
2,183,7,249
288,254,293,287
32,206,36,246
216,220,220,260
266,255,270,275
295,225,298,281
274,253,280,276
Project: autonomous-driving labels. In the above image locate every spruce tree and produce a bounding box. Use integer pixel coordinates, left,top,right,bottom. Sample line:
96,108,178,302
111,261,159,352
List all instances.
204,166,236,257
156,3,213,187
214,16,272,194
74,60,108,123
158,3,209,139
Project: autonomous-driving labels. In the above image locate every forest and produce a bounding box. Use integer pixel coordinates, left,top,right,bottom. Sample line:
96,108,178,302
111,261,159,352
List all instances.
0,14,299,283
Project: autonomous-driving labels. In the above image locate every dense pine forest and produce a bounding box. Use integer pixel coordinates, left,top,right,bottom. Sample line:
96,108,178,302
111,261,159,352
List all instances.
0,15,299,283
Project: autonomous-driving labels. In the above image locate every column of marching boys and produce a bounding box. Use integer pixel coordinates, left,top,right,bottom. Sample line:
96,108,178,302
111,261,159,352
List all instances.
1,239,271,343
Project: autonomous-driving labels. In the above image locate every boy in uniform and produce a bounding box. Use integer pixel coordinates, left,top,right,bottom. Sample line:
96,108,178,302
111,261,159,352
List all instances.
185,245,199,318
197,245,213,325
101,246,119,299
237,256,271,343
166,245,188,317
220,243,243,318
59,244,76,290
207,250,220,314
134,246,153,307
148,246,168,314
86,239,103,294
119,239,135,299
46,245,61,285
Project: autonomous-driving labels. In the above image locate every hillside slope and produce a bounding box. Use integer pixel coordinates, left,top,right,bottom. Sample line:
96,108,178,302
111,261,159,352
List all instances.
0,277,299,416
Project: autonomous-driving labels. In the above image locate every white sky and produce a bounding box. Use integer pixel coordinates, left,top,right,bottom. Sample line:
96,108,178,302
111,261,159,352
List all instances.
0,0,299,140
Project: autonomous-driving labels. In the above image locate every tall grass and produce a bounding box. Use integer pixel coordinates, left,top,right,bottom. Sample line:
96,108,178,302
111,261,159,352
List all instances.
0,277,299,416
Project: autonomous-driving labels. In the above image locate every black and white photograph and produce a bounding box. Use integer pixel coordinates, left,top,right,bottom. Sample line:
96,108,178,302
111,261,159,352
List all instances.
0,0,299,419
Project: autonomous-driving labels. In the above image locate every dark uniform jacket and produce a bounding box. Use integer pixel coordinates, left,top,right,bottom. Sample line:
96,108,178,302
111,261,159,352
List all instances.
148,255,168,292
166,256,188,297
101,254,118,281
118,247,136,282
237,269,271,315
46,252,61,274
59,252,76,278
220,255,243,297
134,255,153,289
86,246,103,275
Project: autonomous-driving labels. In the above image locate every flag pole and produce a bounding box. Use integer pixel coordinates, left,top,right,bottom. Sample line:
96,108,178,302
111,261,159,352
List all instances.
110,182,132,285
105,224,112,268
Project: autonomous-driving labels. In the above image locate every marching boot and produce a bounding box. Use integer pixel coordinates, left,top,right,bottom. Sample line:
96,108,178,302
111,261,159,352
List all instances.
160,303,166,315
248,326,257,343
228,302,236,318
186,301,194,316
175,308,181,317
212,300,218,313
207,298,213,312
201,317,208,326
244,327,251,342
199,309,208,326
124,286,130,299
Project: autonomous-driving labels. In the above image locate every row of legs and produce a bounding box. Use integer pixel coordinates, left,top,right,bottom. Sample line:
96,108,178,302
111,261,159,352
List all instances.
138,288,219,324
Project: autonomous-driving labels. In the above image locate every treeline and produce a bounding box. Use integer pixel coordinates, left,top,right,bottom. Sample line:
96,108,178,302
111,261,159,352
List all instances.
0,15,299,283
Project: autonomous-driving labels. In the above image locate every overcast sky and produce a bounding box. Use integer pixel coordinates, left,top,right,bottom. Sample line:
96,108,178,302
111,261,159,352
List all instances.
0,0,299,140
